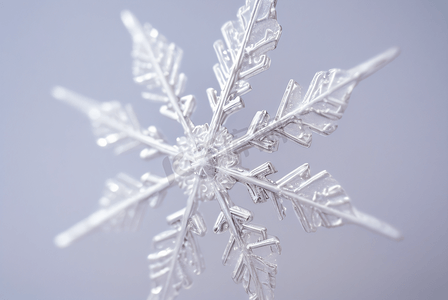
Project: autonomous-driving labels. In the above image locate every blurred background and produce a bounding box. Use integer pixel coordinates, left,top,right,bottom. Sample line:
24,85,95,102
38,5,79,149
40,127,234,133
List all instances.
1,0,447,299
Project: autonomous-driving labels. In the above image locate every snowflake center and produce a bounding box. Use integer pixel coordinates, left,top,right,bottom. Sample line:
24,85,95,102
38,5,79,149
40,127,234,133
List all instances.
172,125,238,200
191,145,217,178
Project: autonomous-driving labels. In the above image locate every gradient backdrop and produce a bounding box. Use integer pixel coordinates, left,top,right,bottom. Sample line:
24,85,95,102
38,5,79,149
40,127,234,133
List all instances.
1,0,447,299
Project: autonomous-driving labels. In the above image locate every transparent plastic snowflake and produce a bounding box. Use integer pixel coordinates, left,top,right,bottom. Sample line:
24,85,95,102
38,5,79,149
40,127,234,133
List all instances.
53,1,402,300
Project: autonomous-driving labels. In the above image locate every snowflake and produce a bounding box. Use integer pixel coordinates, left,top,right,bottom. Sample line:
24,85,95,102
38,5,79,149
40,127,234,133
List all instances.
53,1,402,300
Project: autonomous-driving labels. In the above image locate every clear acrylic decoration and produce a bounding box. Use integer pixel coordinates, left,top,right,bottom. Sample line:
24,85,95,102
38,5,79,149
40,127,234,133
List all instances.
53,1,402,299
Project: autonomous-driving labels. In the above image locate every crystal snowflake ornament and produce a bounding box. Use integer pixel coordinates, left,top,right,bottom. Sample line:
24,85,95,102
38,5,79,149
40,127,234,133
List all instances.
53,1,402,299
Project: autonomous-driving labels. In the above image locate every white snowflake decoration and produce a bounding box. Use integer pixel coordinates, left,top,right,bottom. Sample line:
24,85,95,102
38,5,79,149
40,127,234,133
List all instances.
53,1,402,300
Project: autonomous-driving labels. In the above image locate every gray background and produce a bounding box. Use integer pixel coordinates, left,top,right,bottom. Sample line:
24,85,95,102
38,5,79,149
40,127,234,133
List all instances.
1,0,447,299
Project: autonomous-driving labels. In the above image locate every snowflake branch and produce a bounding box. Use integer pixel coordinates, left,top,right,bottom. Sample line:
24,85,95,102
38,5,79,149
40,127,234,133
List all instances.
218,166,403,240
158,177,200,300
52,86,179,157
214,184,270,300
121,11,194,137
207,0,262,144
147,189,206,300
213,47,400,156
54,173,176,248
207,0,281,147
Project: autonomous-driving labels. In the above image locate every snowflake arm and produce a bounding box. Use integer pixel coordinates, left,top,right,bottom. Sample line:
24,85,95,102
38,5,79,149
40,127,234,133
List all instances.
54,173,177,248
52,86,179,157
206,0,281,145
219,165,402,240
121,11,195,137
147,177,205,300
214,47,400,155
214,185,281,300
